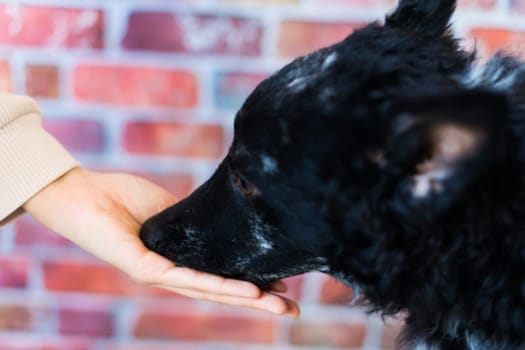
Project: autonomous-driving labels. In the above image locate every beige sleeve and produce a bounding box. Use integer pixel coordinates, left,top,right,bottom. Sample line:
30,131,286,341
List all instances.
0,93,80,224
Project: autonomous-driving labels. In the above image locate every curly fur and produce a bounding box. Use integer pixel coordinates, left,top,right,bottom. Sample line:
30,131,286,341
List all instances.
140,1,525,349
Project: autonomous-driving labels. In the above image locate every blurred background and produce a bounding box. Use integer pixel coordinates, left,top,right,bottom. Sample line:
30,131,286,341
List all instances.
0,0,523,349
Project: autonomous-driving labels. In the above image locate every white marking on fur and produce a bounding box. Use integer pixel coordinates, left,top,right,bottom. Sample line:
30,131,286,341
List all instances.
279,119,291,144
249,215,274,254
466,333,483,350
322,52,338,70
287,76,308,91
250,257,329,282
412,169,451,198
184,227,199,243
260,154,278,174
460,58,522,91
233,143,250,157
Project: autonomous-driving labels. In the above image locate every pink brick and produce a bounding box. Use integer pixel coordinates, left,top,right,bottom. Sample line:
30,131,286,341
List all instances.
73,64,198,107
15,216,74,248
458,0,497,9
0,256,29,288
281,275,304,301
510,0,525,13
124,122,225,158
0,305,31,331
59,307,114,337
135,173,194,199
0,336,90,350
0,60,11,92
122,12,263,56
290,319,367,348
318,276,363,305
43,260,144,295
381,319,405,349
0,5,103,49
278,21,362,58
43,119,104,153
313,0,494,8
224,0,300,3
43,259,183,298
469,28,525,59
215,72,268,109
106,346,196,350
25,65,59,98
311,0,395,6
134,310,275,343
511,0,525,13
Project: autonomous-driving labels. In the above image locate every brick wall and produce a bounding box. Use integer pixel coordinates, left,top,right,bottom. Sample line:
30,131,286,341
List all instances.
0,0,524,349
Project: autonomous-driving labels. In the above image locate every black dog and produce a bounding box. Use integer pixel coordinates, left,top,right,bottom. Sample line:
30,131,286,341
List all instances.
140,1,525,348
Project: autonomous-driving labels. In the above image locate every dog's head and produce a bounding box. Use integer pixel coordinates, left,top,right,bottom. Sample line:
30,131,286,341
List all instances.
140,0,513,287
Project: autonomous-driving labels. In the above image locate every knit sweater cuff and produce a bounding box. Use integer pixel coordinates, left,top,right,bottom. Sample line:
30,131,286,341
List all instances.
0,99,79,223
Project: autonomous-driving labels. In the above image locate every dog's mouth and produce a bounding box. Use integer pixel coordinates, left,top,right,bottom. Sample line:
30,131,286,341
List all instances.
172,262,294,288
222,272,295,288
218,257,331,288
172,257,328,289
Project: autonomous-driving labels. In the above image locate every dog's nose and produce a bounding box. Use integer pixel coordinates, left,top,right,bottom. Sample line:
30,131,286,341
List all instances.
139,214,166,251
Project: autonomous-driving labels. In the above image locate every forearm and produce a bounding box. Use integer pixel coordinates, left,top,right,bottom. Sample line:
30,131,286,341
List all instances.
0,94,79,224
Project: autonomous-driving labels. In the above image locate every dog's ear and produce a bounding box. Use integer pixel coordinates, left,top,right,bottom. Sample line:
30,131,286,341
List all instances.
382,90,508,220
385,0,456,38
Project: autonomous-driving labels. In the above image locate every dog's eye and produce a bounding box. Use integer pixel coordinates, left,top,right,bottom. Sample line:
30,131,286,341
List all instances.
232,172,258,197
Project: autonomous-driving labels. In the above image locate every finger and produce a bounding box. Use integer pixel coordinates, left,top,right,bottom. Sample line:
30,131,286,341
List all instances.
158,266,262,298
265,280,288,293
280,294,301,319
124,249,261,299
158,286,300,318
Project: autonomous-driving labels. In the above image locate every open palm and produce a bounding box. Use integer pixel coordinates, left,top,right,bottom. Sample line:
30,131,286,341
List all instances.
23,168,299,318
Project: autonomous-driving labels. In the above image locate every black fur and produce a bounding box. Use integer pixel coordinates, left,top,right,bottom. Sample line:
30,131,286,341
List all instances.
140,1,525,349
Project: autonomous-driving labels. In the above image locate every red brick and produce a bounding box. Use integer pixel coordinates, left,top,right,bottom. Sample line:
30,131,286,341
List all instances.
106,346,195,350
0,60,11,91
73,64,198,107
134,310,275,343
43,260,145,295
313,0,494,8
43,344,90,350
319,276,363,305
135,173,194,199
214,72,267,109
43,259,183,298
122,12,263,56
458,0,497,9
381,318,405,349
310,0,394,6
280,275,304,301
290,319,366,348
25,65,59,98
0,256,29,288
0,305,31,331
512,0,525,13
0,5,103,49
43,119,104,153
124,122,224,158
15,216,74,248
278,21,361,58
59,306,114,337
469,28,525,59
224,0,300,3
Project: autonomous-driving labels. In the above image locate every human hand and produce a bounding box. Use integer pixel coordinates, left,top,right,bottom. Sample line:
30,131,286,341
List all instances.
23,167,300,318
